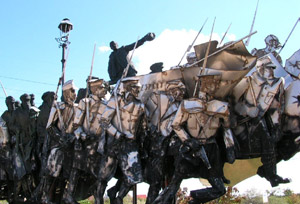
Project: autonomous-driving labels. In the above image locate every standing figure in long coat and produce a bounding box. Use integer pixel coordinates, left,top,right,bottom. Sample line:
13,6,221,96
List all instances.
108,32,155,84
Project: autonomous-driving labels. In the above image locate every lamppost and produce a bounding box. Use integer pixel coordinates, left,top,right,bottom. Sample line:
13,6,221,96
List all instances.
56,18,73,87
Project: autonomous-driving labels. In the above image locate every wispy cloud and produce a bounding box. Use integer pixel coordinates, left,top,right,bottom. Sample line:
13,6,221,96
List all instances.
131,29,236,75
99,46,110,53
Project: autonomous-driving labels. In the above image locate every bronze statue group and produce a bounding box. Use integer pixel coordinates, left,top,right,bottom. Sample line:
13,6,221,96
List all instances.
1,32,300,204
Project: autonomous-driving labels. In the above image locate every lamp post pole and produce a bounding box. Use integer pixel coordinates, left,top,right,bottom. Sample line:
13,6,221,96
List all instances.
56,18,73,97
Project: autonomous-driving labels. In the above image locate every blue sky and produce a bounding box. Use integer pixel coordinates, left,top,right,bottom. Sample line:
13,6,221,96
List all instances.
1,0,300,194
1,0,300,110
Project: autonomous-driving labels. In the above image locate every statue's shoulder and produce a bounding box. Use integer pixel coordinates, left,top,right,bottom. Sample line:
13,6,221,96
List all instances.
182,98,205,113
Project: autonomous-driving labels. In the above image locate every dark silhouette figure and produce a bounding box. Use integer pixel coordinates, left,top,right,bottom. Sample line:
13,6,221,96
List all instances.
108,32,155,84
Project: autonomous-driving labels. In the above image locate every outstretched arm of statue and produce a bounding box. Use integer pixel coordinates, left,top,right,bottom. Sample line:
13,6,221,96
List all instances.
124,32,155,51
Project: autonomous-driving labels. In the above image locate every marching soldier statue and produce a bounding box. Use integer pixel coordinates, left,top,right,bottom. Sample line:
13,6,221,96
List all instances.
251,34,283,64
143,79,186,204
232,55,290,187
169,74,234,204
1,96,16,202
95,77,147,204
31,91,56,202
278,48,300,162
41,80,78,204
63,79,109,204
11,94,40,201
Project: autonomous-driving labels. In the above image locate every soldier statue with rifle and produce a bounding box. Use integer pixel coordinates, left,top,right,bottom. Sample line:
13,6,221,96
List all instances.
231,55,290,187
41,80,78,204
30,91,56,202
10,93,40,201
142,79,186,204
63,78,109,204
164,74,234,204
95,77,147,204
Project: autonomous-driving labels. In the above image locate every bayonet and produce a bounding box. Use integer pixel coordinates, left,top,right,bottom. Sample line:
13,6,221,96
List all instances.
178,18,208,66
189,31,257,68
245,0,259,46
277,17,300,56
0,80,8,97
85,43,97,133
193,17,216,97
219,23,232,46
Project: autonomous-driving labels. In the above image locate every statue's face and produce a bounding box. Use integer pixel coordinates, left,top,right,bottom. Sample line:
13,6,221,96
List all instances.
63,88,77,103
258,66,274,79
129,85,140,98
90,86,107,99
6,98,15,111
110,41,118,50
21,96,31,108
169,88,184,101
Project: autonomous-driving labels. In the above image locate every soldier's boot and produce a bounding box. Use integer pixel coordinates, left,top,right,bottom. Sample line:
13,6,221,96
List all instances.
41,177,55,204
257,156,291,187
94,180,107,204
114,182,132,204
62,169,79,204
107,179,122,203
189,177,226,204
146,182,161,204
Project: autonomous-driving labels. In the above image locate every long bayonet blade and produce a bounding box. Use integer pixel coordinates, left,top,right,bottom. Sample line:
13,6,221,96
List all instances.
178,18,208,66
0,80,8,97
245,0,259,46
193,17,216,97
85,43,97,133
219,22,232,46
277,17,300,56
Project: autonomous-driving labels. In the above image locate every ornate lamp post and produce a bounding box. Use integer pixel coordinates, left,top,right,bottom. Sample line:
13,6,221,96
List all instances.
56,18,73,86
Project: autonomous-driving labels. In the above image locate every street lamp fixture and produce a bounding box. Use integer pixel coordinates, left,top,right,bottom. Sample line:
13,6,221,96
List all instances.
56,18,73,87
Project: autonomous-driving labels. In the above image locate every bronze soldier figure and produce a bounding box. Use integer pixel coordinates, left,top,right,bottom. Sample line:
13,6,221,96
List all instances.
41,80,78,204
232,56,289,187
95,77,146,204
143,80,186,204
11,93,40,201
63,79,109,204
154,74,234,204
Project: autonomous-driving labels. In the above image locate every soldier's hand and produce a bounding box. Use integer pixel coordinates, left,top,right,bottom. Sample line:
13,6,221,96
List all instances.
184,138,200,150
143,32,155,41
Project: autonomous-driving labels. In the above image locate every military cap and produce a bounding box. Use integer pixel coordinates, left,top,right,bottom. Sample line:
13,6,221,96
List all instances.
150,62,163,73
256,56,276,69
42,91,55,101
20,93,30,102
88,79,105,88
62,80,78,91
5,96,15,103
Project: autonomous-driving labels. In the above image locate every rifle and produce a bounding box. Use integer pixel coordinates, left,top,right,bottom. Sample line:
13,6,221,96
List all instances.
219,23,232,46
0,80,8,97
188,31,257,68
112,37,140,131
177,18,208,66
85,43,97,133
193,17,216,97
245,0,259,46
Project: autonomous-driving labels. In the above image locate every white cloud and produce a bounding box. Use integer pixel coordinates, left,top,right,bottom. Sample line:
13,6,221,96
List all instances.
131,29,237,75
99,46,110,53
